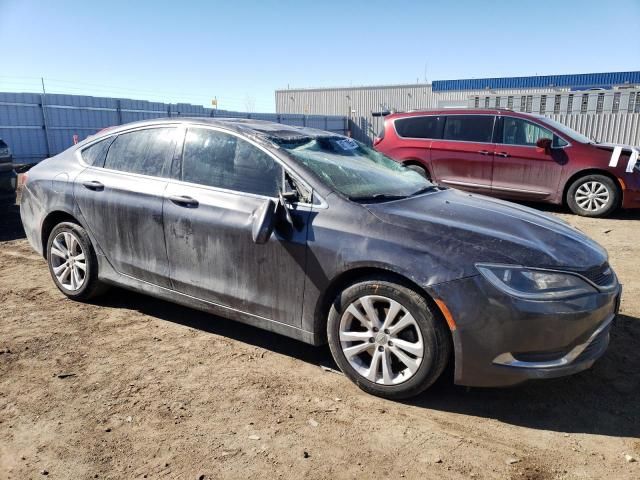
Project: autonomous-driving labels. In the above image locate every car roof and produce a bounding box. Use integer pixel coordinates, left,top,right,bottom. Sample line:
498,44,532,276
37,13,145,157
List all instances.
386,109,542,120
88,117,340,144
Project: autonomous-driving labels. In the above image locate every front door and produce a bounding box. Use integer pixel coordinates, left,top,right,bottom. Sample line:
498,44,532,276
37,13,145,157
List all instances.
491,116,566,201
73,127,179,287
163,126,309,326
429,114,496,193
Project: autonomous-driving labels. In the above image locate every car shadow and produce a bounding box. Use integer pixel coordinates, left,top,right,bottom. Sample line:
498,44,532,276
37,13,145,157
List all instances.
93,287,334,367
407,313,640,438
94,288,640,438
0,202,25,241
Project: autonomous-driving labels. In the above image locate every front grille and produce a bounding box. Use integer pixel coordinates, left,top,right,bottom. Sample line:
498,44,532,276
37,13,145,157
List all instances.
574,262,615,287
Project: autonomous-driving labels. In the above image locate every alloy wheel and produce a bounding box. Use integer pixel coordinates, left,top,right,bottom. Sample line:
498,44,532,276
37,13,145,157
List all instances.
49,231,87,291
574,181,610,213
339,295,424,385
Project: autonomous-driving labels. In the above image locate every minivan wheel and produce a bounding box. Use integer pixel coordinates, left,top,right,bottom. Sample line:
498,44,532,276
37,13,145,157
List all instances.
566,174,619,218
46,222,106,300
327,277,450,399
405,163,430,179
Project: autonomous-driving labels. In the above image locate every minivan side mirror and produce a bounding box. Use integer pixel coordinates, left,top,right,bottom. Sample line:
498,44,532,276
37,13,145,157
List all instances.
536,137,552,154
251,199,277,244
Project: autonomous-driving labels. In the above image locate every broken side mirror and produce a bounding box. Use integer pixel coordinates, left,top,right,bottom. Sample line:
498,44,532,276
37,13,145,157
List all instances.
251,199,276,244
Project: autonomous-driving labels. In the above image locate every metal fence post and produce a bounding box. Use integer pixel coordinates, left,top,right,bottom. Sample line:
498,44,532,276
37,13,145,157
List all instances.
302,115,306,127
324,116,328,130
40,78,52,157
116,99,123,125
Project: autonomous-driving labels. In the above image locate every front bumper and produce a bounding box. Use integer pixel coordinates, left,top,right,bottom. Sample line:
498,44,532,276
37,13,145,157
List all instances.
429,274,620,387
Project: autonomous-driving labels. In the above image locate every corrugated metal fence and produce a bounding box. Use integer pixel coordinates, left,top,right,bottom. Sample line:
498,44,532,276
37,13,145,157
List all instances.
0,92,348,166
547,113,640,146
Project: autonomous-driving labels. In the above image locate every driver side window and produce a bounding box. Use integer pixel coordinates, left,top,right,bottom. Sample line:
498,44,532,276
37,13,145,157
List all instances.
503,118,553,146
182,128,283,197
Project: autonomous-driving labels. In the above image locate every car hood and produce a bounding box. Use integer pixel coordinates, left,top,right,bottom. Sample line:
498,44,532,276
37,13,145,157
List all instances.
366,188,608,271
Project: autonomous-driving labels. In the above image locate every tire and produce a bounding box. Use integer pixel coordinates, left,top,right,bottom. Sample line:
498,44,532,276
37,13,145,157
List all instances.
46,221,107,301
327,276,451,399
566,174,620,218
405,163,430,179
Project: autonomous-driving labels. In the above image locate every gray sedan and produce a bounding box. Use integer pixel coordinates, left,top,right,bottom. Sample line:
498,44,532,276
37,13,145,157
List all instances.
20,118,620,399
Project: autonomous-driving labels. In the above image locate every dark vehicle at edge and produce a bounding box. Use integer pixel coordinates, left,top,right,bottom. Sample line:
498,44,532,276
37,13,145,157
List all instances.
19,118,621,399
0,138,17,205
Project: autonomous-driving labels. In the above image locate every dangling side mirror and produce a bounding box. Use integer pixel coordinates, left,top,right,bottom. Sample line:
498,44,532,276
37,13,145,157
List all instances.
251,199,276,244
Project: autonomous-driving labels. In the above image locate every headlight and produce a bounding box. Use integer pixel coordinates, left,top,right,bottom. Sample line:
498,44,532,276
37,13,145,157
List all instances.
476,264,597,300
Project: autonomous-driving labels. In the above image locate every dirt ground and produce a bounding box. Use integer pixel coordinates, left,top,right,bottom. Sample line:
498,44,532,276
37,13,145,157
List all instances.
1,198,639,480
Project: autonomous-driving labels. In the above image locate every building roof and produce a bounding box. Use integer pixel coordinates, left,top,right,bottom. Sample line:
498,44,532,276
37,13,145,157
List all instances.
276,71,640,94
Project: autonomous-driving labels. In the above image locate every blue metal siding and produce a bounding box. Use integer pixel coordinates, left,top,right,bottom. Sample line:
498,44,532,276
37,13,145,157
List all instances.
432,71,640,92
0,92,347,165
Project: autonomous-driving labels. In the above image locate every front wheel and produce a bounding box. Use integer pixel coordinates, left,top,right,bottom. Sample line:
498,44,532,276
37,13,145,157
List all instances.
566,174,620,217
327,277,451,399
46,221,107,300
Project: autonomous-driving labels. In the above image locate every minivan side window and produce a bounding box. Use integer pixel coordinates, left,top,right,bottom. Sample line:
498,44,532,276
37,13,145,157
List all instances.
81,137,115,167
104,128,177,177
502,118,553,147
443,115,495,143
182,128,282,197
394,116,443,139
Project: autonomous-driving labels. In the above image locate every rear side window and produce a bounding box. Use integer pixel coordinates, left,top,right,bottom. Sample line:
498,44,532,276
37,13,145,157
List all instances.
502,118,552,146
443,115,494,143
81,137,114,167
182,128,282,197
104,128,177,177
394,116,443,139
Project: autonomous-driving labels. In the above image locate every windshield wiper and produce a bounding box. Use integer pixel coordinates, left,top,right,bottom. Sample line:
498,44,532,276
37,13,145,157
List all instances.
409,185,437,197
349,193,408,203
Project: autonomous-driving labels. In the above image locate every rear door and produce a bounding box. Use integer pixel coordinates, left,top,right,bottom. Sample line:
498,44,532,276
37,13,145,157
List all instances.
74,126,179,288
491,116,566,200
429,115,496,193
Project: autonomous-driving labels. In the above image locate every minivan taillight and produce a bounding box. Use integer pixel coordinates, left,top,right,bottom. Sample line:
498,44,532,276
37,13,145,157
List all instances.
373,126,385,146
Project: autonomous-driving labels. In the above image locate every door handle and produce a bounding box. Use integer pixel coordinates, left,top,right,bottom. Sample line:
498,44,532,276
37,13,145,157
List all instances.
168,195,199,208
495,152,510,158
477,150,490,155
82,180,104,191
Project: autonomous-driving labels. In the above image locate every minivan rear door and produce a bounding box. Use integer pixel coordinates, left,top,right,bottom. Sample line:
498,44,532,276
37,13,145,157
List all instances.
429,115,495,193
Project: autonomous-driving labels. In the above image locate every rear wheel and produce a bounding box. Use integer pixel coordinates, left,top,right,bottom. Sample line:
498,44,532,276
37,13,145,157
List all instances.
566,174,619,218
327,277,450,399
46,222,106,300
405,163,430,180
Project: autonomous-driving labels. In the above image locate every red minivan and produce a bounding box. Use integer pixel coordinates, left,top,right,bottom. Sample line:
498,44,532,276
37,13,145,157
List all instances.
374,109,640,217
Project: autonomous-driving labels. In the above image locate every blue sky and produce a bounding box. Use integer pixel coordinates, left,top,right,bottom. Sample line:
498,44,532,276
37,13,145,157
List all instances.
1,0,638,112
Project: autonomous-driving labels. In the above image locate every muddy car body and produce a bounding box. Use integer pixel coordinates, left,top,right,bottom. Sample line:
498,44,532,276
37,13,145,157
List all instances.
20,118,621,398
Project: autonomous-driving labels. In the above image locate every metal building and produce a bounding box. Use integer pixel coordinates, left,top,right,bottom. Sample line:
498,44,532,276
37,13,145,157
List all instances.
275,71,640,145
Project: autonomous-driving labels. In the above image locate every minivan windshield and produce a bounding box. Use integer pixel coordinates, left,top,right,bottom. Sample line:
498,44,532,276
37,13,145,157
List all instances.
532,115,593,144
280,136,434,202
